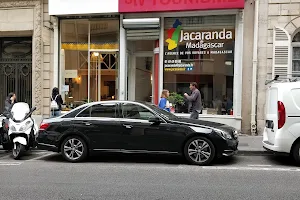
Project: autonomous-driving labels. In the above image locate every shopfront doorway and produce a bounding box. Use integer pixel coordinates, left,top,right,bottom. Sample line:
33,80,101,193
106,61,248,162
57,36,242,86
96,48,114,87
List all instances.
128,52,153,102
127,40,156,102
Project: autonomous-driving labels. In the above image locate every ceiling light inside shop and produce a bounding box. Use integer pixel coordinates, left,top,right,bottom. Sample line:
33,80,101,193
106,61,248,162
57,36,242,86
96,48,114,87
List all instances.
93,52,99,57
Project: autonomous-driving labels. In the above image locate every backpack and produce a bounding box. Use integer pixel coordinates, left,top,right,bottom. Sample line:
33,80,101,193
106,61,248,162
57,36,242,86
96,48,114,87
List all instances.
50,95,59,110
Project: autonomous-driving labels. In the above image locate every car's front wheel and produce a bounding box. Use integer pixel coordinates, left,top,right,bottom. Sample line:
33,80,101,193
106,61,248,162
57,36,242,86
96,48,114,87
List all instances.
184,136,215,166
61,136,88,162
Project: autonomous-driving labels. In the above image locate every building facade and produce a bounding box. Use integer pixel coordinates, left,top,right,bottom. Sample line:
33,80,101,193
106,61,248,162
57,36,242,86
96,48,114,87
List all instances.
47,0,256,133
256,0,300,134
0,0,54,120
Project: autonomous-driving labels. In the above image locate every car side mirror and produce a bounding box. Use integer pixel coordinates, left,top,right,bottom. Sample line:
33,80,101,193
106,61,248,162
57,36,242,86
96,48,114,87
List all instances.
148,116,162,124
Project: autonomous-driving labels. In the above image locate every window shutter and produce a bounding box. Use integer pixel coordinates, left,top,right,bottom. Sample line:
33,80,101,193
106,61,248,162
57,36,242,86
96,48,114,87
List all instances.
126,29,160,41
272,27,291,79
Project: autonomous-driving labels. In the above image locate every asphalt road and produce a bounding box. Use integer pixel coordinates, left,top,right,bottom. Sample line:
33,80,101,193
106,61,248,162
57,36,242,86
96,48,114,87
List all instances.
0,150,300,200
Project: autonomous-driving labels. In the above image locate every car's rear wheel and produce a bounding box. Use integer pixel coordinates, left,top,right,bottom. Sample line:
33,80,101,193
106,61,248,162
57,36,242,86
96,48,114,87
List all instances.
61,136,88,162
291,141,300,165
184,136,215,166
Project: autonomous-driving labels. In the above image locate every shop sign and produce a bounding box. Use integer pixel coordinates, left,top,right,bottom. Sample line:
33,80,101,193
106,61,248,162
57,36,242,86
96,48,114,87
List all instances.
119,0,244,13
164,19,234,71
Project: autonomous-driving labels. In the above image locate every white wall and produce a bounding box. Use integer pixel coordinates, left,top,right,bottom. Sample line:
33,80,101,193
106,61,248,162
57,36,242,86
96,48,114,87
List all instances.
49,0,118,15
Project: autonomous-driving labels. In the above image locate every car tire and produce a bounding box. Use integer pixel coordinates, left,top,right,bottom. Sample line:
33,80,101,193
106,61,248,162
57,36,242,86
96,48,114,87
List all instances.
61,136,88,163
292,141,300,165
184,136,215,166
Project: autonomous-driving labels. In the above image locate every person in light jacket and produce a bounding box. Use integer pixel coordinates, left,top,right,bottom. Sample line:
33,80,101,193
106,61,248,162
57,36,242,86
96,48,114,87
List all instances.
184,82,202,119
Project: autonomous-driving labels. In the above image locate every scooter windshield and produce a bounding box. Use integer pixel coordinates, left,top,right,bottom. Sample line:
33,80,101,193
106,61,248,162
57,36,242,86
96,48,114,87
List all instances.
11,102,30,121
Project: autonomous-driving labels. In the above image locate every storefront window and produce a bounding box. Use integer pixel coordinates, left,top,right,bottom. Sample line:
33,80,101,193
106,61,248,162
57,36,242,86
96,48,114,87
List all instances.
163,16,235,115
61,19,119,110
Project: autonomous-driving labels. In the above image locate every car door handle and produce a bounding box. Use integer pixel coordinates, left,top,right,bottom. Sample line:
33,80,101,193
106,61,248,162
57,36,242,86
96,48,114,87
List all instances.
82,122,92,126
123,124,133,129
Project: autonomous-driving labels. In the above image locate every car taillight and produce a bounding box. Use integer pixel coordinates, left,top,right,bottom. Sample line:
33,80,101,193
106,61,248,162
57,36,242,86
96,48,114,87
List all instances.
39,123,50,131
278,101,286,129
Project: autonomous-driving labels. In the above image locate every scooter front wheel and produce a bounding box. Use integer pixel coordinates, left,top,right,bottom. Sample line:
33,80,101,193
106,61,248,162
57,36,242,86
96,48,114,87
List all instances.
12,143,25,160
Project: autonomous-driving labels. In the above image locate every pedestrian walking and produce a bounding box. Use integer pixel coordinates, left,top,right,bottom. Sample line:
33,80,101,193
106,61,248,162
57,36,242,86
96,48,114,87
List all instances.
184,82,202,119
3,92,17,116
50,87,63,118
158,89,170,112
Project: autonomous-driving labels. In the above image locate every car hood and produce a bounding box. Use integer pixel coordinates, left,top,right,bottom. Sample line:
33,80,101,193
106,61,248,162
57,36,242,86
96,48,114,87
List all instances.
170,117,236,133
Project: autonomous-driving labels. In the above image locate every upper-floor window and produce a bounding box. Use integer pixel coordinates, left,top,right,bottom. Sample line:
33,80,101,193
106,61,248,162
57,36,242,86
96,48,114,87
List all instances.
292,32,300,77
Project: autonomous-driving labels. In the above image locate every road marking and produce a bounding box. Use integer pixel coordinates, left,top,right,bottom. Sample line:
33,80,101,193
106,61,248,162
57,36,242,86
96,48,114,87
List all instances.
201,166,300,172
0,155,11,159
27,152,55,161
0,162,22,166
248,164,272,167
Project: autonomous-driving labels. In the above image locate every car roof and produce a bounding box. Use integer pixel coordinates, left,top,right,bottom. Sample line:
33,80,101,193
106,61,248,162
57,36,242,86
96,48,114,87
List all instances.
269,81,300,88
84,100,150,106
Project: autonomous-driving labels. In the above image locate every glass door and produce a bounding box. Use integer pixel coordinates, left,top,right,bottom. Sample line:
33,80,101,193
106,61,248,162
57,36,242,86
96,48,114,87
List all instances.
128,52,153,102
90,50,118,102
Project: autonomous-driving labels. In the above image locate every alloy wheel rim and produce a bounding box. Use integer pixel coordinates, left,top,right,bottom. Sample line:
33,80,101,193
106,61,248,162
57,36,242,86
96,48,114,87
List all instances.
188,139,211,163
64,138,84,160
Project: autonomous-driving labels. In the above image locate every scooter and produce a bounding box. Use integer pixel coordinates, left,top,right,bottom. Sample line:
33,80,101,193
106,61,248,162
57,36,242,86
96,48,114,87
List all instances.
2,102,38,159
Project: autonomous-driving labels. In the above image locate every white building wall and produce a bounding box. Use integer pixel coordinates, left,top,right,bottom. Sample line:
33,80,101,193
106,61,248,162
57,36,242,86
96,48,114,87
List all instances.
256,0,300,134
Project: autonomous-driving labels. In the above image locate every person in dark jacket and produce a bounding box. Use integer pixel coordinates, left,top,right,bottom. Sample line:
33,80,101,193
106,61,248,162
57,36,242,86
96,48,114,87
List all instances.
2,93,17,147
50,87,63,118
3,92,17,116
184,82,202,119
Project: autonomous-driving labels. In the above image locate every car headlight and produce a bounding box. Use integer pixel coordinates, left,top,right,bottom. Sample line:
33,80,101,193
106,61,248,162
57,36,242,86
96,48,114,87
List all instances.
9,124,16,131
19,121,32,132
214,129,232,140
233,130,239,139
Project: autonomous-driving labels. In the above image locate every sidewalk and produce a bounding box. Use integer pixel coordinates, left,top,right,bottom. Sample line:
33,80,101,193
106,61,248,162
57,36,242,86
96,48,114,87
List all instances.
238,135,269,155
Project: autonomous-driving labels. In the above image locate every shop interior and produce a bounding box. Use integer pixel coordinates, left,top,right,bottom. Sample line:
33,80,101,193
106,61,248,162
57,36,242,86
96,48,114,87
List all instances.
60,19,119,109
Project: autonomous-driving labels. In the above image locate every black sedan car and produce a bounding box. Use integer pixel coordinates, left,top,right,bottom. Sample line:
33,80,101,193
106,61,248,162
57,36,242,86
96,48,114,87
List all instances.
37,101,239,165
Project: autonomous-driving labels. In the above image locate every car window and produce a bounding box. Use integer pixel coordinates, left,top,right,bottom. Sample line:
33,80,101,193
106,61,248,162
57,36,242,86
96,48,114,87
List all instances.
121,103,155,120
76,103,117,118
61,105,88,118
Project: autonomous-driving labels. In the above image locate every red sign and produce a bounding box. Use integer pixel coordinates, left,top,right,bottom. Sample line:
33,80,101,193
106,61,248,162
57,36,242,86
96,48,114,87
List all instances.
119,0,244,13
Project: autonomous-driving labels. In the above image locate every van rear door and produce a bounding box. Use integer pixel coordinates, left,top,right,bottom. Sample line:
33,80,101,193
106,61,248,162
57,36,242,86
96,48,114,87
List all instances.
265,87,278,144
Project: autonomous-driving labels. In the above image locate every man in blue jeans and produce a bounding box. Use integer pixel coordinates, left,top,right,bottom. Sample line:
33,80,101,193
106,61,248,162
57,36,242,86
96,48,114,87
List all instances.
184,82,202,119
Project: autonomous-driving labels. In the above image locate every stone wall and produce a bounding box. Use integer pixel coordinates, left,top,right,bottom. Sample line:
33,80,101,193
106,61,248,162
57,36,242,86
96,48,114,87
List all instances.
42,0,54,117
0,0,53,118
241,0,255,134
257,0,300,134
0,0,43,115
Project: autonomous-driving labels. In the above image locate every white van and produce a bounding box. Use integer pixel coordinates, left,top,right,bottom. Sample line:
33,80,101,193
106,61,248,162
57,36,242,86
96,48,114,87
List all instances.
263,81,300,163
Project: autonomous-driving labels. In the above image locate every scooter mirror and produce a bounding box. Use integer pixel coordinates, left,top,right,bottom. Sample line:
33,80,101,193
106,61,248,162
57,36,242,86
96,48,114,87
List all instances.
31,107,37,112
2,113,8,118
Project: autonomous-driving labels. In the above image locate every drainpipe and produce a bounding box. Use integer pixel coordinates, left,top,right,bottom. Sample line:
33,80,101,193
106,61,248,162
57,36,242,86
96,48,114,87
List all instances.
251,0,259,135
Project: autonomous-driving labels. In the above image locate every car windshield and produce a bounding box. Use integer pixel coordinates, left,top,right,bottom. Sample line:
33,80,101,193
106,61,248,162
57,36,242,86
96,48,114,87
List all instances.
144,102,179,121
